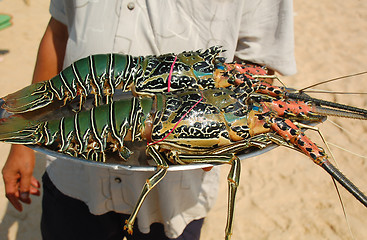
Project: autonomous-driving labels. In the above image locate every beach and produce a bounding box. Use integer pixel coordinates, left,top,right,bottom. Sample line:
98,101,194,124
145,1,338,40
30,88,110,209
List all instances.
0,0,366,239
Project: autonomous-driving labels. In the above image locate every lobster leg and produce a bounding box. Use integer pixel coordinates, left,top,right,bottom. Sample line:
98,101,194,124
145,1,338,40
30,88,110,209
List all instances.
171,153,241,240
124,144,169,235
226,157,241,240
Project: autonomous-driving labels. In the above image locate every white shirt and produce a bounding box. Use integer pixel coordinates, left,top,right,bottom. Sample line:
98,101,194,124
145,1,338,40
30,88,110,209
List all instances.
48,0,296,238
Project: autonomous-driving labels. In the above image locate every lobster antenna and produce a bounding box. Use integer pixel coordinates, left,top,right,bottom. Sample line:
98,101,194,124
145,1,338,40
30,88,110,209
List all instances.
300,89,367,95
295,122,356,240
327,142,367,159
331,178,357,240
286,92,367,116
298,71,367,92
326,119,367,159
253,75,287,88
325,118,367,239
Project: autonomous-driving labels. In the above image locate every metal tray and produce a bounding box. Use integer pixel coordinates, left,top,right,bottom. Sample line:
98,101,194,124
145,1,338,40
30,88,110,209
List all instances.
0,93,280,172
28,143,278,172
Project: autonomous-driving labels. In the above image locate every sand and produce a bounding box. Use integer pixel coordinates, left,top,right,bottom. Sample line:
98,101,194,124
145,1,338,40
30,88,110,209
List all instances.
0,0,366,239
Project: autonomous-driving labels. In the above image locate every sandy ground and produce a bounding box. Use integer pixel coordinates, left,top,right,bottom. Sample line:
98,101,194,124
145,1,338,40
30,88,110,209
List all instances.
0,0,366,239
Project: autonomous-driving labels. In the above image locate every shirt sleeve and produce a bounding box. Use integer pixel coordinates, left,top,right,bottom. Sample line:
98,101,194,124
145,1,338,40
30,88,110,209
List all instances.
235,0,297,76
49,0,68,25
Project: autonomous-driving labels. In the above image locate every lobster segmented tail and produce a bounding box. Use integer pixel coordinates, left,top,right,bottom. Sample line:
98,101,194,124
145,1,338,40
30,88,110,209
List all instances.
1,46,228,115
1,53,141,114
0,114,44,144
2,81,54,114
0,92,155,162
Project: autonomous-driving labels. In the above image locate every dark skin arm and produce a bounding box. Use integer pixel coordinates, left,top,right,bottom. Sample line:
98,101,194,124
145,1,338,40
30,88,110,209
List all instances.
2,17,68,211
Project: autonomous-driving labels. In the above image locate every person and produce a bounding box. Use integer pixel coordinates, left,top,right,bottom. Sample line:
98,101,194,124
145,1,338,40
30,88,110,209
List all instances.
2,1,297,239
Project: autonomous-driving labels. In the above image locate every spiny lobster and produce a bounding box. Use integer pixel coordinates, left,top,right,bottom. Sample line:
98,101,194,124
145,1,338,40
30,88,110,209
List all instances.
0,46,366,240
2,46,256,113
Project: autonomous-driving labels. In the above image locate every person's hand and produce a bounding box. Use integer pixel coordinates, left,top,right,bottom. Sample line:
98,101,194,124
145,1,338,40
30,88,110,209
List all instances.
2,144,40,211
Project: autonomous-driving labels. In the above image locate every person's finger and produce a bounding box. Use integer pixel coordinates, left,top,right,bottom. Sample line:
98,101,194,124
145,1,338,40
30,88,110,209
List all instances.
30,186,41,196
19,170,33,204
19,192,31,204
3,174,23,211
31,176,41,188
7,194,23,211
30,176,41,196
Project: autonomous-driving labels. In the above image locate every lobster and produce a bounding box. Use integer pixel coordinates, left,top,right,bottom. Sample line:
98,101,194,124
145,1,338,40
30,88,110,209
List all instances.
2,46,269,113
0,46,366,239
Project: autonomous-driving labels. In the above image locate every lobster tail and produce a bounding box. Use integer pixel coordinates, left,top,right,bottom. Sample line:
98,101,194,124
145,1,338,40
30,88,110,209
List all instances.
0,115,41,144
2,81,54,114
321,160,367,207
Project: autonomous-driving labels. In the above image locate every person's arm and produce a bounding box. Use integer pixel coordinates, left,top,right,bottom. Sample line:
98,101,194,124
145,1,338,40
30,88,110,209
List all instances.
2,17,68,211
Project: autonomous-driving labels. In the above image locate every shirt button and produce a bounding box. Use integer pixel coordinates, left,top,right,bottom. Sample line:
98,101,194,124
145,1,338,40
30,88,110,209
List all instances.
127,2,135,10
114,177,122,183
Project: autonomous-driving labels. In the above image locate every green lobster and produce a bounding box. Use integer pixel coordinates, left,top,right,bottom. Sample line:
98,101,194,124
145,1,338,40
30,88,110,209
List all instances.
2,46,269,113
0,46,367,239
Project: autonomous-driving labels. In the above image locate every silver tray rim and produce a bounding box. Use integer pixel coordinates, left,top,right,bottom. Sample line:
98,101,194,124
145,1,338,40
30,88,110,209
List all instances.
28,144,278,172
